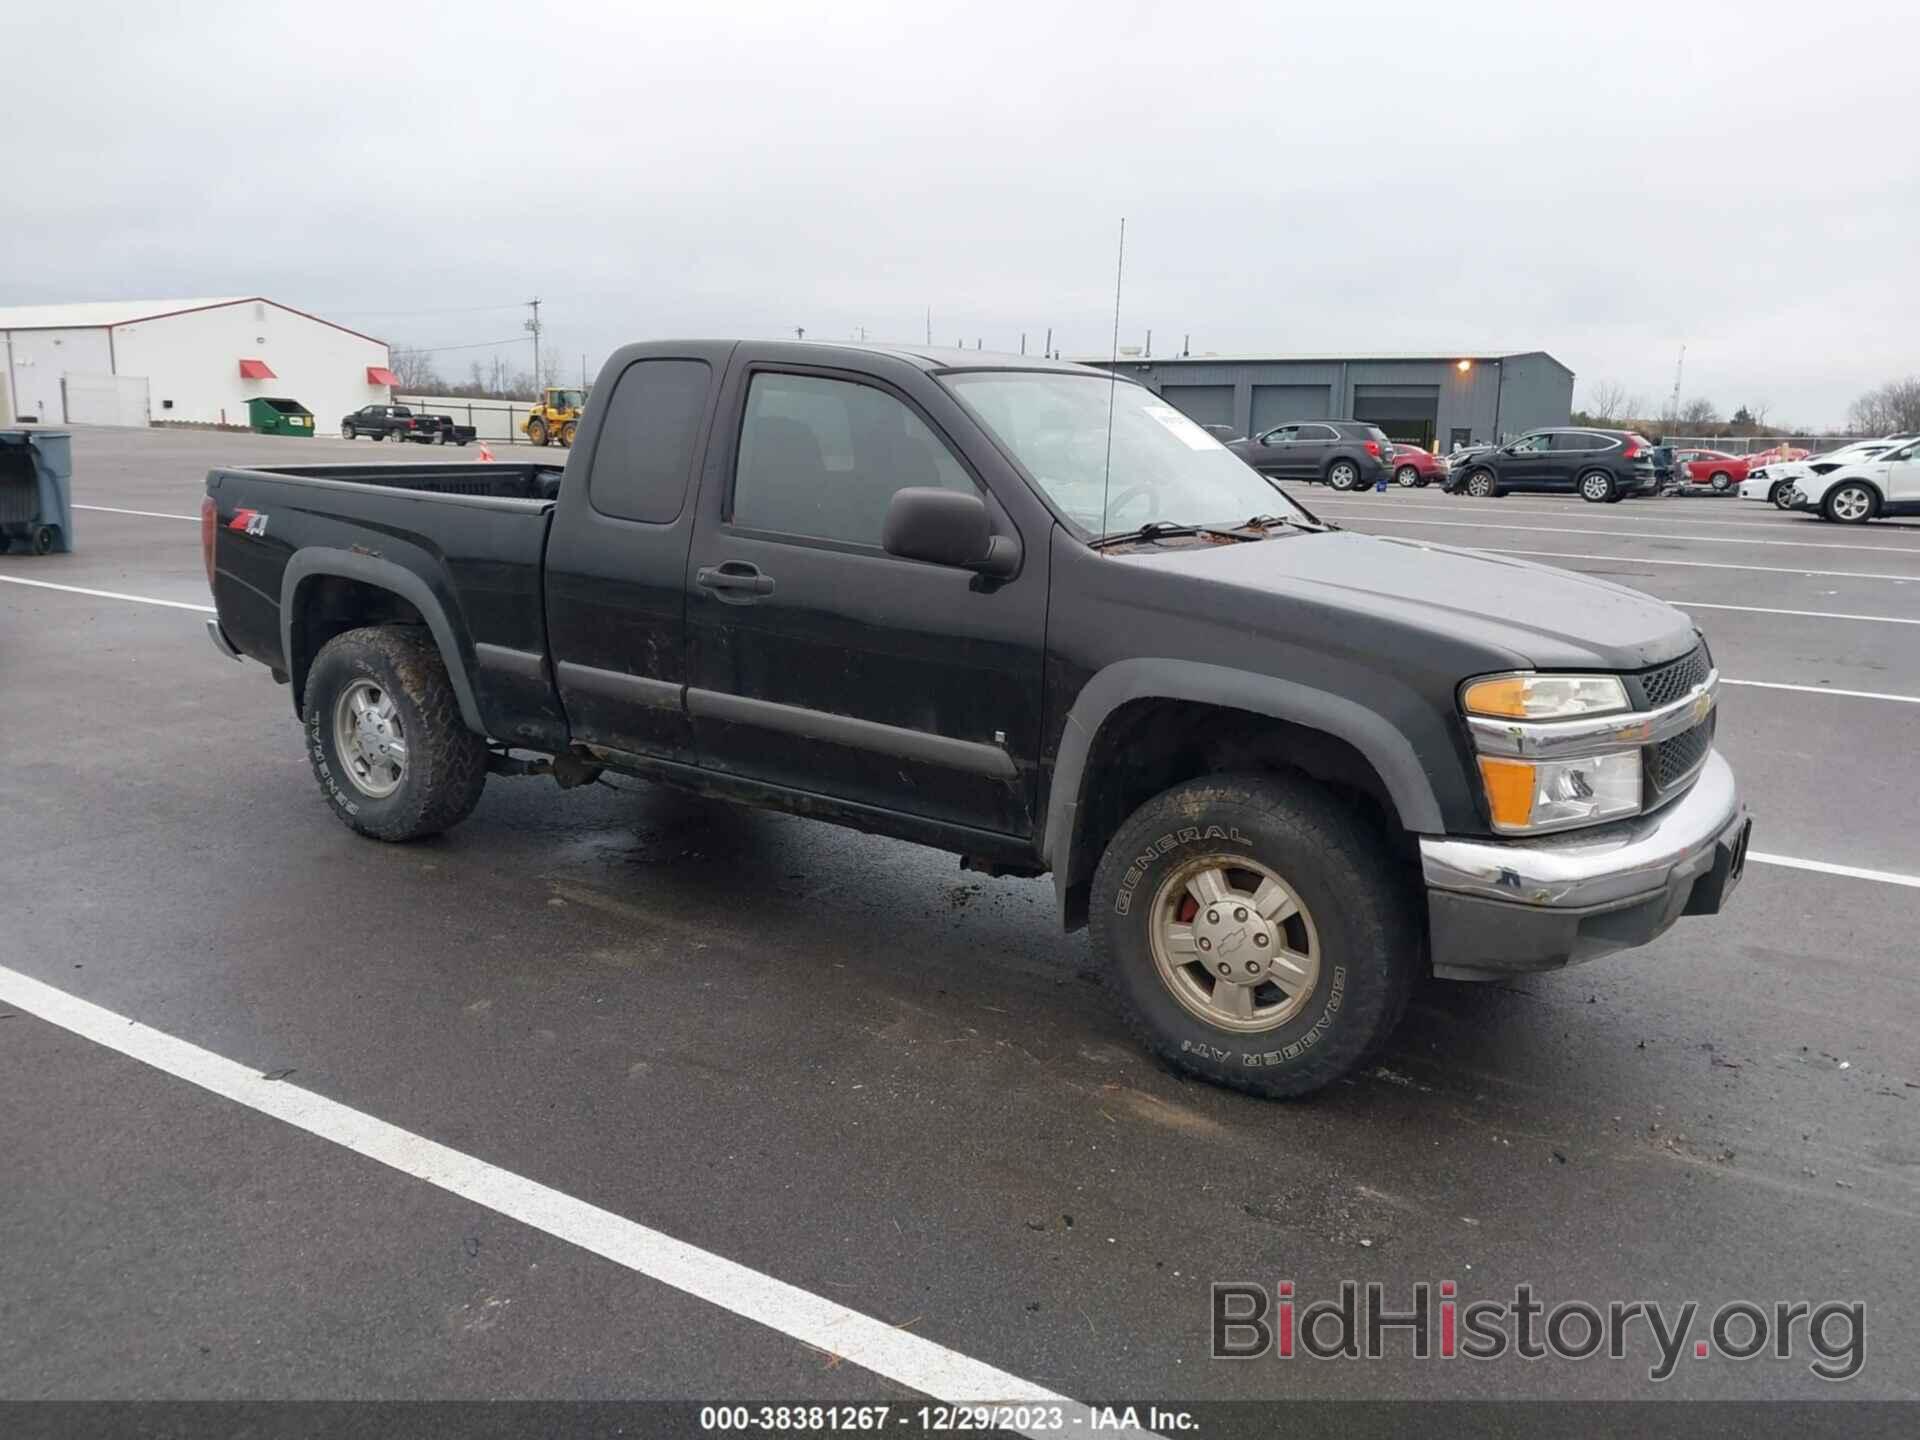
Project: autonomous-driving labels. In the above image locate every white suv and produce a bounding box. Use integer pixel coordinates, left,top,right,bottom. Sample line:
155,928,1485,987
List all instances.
1742,440,1897,510
1788,437,1920,523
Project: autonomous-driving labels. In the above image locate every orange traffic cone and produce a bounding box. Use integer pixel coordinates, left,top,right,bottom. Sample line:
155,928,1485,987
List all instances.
476,441,495,463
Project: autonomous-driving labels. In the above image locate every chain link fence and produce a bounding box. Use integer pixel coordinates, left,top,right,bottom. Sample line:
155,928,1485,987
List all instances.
396,395,538,445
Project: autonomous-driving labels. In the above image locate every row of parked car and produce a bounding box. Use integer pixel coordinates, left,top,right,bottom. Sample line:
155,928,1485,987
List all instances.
1738,435,1920,523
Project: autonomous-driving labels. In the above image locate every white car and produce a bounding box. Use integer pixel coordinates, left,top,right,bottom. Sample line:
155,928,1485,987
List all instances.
1788,436,1920,523
1743,439,1898,510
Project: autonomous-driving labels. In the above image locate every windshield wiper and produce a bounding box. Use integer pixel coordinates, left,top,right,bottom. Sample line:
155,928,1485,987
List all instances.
1088,520,1251,550
1240,512,1334,534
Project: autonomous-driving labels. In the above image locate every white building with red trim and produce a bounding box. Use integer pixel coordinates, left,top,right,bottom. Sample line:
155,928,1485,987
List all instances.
0,297,394,430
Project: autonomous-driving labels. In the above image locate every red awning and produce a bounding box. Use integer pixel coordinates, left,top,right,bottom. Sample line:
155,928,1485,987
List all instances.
366,366,399,386
238,358,276,380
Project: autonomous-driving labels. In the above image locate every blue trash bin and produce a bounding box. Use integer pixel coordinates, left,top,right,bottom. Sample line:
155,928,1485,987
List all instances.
0,429,74,554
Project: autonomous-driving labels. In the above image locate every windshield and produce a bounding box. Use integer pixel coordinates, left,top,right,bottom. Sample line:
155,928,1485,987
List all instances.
942,371,1307,535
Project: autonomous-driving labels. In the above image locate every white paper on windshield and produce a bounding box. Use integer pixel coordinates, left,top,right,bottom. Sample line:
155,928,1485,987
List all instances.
1143,404,1221,451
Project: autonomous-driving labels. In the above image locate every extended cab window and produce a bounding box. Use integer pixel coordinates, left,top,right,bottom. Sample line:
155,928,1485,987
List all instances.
731,372,974,547
589,359,712,524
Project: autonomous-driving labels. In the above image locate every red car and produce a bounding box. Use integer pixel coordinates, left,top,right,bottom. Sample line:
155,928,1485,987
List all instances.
1672,449,1752,493
1389,443,1448,487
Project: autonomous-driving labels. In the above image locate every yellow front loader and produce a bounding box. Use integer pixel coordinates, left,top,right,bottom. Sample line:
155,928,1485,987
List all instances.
521,387,587,447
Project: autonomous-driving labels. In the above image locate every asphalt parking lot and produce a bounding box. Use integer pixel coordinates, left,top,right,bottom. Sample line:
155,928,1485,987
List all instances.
3,427,1917,1413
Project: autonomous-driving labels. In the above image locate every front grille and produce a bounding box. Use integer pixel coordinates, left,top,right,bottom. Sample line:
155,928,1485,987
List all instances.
1637,645,1711,708
1649,711,1715,794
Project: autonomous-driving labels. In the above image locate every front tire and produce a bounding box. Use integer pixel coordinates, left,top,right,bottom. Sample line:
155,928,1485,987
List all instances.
341,424,356,440
1465,468,1497,498
1824,482,1876,524
1089,773,1418,1099
1395,464,1420,487
528,417,549,447
1579,469,1616,503
303,626,488,842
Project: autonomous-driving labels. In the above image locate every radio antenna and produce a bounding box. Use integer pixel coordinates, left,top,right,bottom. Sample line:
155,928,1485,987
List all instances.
1098,216,1127,541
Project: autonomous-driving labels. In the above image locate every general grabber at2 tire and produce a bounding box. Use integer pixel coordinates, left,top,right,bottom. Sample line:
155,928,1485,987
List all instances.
1089,773,1419,1098
303,625,489,842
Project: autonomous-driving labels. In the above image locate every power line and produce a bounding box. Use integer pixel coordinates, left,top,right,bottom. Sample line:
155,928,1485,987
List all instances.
389,336,532,355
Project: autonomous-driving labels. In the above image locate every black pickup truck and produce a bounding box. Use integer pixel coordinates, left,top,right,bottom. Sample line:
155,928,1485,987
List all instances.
206,341,1750,1097
340,403,475,446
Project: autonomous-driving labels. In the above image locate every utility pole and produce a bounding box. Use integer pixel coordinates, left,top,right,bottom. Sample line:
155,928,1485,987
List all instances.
1020,332,1026,355
1182,333,1190,357
795,326,806,340
1668,344,1686,422
926,307,932,345
580,353,587,387
1145,328,1152,358
525,298,542,389
1044,326,1052,360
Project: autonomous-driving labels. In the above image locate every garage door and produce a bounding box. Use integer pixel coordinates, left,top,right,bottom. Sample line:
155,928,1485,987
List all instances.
63,373,150,427
1250,385,1332,435
1158,384,1234,430
1353,384,1438,446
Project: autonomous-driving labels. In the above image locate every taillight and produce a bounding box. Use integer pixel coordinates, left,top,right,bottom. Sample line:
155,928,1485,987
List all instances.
1364,440,1381,457
1622,440,1641,459
200,495,217,588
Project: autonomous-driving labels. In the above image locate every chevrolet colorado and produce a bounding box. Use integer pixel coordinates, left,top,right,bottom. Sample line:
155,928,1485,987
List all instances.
205,341,1750,1097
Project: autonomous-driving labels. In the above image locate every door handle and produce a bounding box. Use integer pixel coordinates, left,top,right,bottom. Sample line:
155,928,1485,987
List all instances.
696,562,776,599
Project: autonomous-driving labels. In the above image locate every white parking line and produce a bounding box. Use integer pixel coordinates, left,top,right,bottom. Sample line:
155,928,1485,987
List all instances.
1747,854,1920,890
1665,600,1920,626
1310,512,1906,554
1723,679,1920,704
1477,548,1920,583
0,574,215,613
1300,495,1920,538
0,964,1117,1435
73,503,199,521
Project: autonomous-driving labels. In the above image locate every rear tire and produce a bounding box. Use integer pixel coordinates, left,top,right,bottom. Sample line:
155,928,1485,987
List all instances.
1709,471,1733,493
31,525,55,555
303,626,489,842
1770,481,1795,510
560,420,577,447
1327,460,1360,491
1089,773,1419,1099
1395,464,1419,487
1579,469,1616,503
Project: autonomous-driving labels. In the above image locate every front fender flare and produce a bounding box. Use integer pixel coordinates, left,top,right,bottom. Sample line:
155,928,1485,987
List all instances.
1042,658,1446,923
279,549,486,734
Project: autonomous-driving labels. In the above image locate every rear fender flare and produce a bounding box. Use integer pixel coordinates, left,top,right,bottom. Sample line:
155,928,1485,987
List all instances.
1043,658,1446,922
280,549,486,734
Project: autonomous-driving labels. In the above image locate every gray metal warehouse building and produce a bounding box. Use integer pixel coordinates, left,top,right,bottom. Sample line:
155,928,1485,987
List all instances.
1084,350,1573,451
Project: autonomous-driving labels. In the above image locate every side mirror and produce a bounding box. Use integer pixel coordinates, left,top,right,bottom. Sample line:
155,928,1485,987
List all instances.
882,488,1020,577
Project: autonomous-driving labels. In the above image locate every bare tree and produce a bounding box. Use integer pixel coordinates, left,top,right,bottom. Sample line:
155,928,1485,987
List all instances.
388,343,445,394
1585,380,1640,423
1847,377,1920,435
1678,396,1722,431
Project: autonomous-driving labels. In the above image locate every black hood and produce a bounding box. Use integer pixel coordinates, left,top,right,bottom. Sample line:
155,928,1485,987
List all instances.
1111,530,1698,672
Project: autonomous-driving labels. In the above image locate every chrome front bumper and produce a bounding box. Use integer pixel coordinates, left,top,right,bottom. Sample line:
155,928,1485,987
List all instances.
1419,752,1750,979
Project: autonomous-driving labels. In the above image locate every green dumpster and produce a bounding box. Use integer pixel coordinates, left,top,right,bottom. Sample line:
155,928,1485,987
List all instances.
247,396,315,436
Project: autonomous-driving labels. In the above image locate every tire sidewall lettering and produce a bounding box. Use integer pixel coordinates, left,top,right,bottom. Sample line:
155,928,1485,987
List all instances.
1112,825,1251,916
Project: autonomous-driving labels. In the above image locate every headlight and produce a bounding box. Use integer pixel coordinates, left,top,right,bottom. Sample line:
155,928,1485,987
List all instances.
1477,752,1642,833
1461,673,1629,720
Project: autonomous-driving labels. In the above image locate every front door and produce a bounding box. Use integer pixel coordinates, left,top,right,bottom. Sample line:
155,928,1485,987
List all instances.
685,364,1047,838
1883,440,1920,511
1249,424,1298,477
1292,423,1338,481
1502,432,1555,486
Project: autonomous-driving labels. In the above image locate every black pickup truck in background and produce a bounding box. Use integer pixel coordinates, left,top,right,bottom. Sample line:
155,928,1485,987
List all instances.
207,341,1750,1098
340,403,475,446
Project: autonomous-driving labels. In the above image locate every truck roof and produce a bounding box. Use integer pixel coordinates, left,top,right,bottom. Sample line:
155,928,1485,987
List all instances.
644,339,1110,376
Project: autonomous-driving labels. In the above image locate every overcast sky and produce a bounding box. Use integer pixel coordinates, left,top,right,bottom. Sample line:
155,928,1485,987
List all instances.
10,0,1915,425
